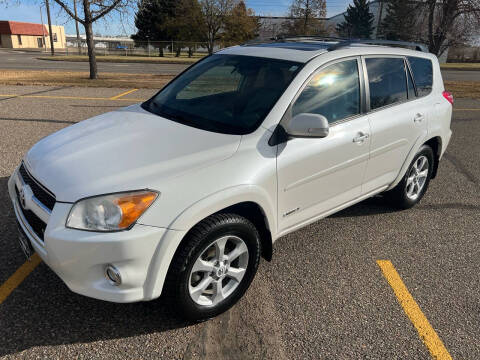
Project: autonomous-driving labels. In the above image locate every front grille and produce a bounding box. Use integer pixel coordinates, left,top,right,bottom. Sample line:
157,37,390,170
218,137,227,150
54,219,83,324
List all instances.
19,163,56,211
15,186,46,241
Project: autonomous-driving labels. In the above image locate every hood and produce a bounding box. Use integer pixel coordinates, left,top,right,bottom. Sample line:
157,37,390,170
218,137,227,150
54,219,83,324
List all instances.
24,104,241,202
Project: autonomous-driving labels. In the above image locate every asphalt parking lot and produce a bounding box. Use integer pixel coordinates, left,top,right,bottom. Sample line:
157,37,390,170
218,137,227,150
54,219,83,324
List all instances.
0,85,479,359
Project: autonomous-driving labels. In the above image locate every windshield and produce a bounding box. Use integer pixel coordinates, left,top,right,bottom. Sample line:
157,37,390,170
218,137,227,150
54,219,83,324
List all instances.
142,54,303,135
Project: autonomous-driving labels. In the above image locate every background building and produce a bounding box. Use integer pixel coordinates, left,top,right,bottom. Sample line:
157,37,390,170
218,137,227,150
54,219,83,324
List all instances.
0,21,66,50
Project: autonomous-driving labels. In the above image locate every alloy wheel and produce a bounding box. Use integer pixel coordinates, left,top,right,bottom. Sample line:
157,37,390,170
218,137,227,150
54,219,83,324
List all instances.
188,235,249,307
406,155,429,201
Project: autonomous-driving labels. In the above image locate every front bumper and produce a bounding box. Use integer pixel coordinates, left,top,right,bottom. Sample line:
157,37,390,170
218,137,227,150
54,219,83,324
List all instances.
8,171,170,303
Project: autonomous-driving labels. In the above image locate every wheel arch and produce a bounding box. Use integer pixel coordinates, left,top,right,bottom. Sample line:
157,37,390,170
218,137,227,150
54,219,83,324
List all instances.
143,186,276,300
424,136,442,179
388,134,441,190
216,202,273,261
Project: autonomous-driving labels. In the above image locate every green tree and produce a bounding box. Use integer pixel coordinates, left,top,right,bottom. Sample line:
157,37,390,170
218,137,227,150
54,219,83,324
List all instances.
379,0,416,41
132,0,177,56
336,0,375,39
221,1,259,46
163,0,205,57
284,0,327,35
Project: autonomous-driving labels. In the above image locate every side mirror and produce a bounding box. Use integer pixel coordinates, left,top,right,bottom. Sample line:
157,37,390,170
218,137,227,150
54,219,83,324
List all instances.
287,113,329,138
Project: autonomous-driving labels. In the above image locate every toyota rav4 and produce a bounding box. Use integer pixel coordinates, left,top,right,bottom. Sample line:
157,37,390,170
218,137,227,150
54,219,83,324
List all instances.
9,39,453,320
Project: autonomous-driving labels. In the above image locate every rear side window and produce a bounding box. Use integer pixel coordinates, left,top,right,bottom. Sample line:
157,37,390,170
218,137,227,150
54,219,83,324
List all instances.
365,57,407,110
407,56,433,97
292,59,361,124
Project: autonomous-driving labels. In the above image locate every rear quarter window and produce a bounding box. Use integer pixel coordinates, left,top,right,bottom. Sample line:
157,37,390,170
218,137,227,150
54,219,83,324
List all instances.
407,57,433,97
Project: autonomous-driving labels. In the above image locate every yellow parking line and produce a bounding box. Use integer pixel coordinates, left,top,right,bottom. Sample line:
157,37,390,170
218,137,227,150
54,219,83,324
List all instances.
0,253,41,305
377,260,452,360
110,88,138,100
0,94,146,102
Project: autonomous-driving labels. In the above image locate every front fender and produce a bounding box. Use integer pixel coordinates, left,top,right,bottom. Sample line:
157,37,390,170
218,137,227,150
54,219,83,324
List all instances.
168,184,276,233
143,184,276,300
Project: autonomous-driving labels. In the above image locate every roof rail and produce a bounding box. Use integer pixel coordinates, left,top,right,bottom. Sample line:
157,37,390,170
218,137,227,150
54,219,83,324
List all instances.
271,35,347,42
327,39,428,52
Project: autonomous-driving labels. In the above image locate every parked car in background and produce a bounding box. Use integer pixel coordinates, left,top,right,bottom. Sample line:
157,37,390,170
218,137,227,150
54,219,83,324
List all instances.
9,38,453,320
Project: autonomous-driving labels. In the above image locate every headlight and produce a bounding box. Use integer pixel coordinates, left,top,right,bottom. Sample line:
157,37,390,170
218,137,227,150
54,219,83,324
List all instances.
66,190,158,231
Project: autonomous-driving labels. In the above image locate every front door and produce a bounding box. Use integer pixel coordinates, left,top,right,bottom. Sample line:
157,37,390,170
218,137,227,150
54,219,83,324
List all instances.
37,38,43,48
276,58,371,234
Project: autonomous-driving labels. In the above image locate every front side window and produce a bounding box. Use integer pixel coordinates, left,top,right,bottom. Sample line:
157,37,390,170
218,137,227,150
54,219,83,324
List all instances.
366,57,407,110
143,55,302,135
292,59,361,124
407,56,433,97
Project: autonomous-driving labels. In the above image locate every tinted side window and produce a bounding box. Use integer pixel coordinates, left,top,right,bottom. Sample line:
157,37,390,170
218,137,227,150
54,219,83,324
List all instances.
366,57,407,110
293,59,360,124
407,56,433,97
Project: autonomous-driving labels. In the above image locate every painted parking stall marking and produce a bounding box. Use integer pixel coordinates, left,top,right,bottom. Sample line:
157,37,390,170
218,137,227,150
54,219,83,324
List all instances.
377,260,452,360
0,254,41,305
0,93,145,102
109,88,139,100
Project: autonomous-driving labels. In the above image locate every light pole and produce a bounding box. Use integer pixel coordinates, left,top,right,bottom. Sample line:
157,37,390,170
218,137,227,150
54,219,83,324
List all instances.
73,0,81,55
39,6,47,52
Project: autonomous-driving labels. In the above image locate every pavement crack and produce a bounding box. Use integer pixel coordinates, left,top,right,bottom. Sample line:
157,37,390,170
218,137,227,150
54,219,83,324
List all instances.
0,117,76,125
417,203,480,211
0,86,71,102
444,152,478,185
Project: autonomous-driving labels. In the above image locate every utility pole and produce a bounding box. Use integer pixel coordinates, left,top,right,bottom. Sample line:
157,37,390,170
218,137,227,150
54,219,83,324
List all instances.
73,0,81,55
45,0,55,55
40,6,47,52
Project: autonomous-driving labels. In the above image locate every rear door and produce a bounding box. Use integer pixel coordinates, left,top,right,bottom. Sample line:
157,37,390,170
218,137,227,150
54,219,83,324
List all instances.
362,56,428,193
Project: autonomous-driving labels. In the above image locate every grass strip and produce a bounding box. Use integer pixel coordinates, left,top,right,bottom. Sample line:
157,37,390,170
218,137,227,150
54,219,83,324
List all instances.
0,70,174,89
37,55,201,64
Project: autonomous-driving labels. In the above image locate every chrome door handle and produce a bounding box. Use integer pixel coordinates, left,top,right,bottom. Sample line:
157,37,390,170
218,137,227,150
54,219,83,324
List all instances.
353,133,369,143
414,113,425,123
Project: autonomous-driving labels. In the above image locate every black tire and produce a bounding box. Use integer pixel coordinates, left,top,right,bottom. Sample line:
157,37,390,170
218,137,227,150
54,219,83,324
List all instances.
163,213,261,321
385,144,434,209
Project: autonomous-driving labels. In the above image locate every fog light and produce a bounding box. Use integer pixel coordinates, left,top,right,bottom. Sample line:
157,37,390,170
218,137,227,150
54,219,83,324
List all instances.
105,264,122,286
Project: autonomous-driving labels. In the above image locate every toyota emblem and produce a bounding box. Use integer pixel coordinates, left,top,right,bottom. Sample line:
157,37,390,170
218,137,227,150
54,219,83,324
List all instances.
19,187,26,209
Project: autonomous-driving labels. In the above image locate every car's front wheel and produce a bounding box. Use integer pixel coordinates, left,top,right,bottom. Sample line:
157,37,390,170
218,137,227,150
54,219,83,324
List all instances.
385,144,434,209
163,213,261,321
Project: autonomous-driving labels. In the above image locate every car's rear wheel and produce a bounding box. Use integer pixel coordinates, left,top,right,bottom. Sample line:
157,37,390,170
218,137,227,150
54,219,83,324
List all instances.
163,213,261,321
385,145,434,209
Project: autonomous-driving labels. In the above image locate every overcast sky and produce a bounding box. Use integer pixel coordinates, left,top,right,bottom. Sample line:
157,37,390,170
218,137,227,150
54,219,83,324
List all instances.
0,0,353,37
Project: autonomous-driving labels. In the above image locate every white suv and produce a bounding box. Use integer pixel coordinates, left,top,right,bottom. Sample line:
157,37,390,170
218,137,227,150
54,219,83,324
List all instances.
9,39,453,320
